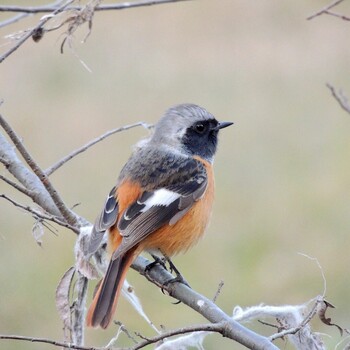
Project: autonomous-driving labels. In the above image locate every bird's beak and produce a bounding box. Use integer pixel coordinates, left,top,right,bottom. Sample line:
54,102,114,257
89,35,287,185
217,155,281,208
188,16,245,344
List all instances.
218,121,234,130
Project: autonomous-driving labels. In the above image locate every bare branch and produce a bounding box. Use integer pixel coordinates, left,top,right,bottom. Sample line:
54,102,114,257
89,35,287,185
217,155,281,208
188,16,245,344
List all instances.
326,83,350,114
132,256,279,350
0,334,102,350
0,193,78,232
0,0,193,14
0,0,194,62
0,0,74,63
45,122,152,176
0,174,34,198
0,131,70,223
130,322,227,350
0,13,30,29
307,0,346,20
0,113,79,227
212,280,224,303
324,10,350,21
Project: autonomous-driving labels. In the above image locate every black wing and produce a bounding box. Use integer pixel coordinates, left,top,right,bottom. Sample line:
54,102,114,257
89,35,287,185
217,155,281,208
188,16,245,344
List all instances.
111,159,207,260
85,186,119,255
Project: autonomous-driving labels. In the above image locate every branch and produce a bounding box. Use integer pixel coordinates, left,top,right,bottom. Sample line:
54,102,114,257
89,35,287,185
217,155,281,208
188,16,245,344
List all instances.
0,0,193,14
0,0,193,63
0,113,79,227
323,10,350,21
0,13,29,29
129,322,228,350
307,0,346,20
0,131,65,219
0,334,102,350
326,83,350,114
0,193,78,232
131,256,278,350
0,0,74,63
0,174,34,198
45,122,152,176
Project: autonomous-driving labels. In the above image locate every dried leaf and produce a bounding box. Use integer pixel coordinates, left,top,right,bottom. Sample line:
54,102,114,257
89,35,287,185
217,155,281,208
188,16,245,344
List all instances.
32,220,44,246
318,300,343,336
55,266,75,341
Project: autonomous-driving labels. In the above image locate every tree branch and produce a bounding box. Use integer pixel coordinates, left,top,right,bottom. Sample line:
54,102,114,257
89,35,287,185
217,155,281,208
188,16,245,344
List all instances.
0,131,66,220
0,193,78,232
131,256,279,350
0,0,74,63
0,0,194,63
326,82,350,114
0,174,34,198
307,0,346,20
0,113,79,227
129,322,228,350
323,10,350,21
45,122,152,176
0,334,102,350
0,13,29,29
0,0,193,14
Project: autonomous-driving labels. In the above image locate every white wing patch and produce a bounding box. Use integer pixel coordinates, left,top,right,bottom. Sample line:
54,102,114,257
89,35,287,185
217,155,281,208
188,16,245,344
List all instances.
141,189,181,212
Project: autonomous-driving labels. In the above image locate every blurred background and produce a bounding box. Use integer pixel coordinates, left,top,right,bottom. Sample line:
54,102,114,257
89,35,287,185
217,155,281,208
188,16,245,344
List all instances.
1,1,350,349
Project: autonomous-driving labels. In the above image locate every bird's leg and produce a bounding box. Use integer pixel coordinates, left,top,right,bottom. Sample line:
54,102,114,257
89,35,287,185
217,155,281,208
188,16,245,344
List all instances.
160,251,191,289
144,253,167,274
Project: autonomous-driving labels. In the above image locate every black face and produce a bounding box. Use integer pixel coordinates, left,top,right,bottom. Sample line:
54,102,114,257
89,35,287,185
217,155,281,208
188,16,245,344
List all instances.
182,119,220,161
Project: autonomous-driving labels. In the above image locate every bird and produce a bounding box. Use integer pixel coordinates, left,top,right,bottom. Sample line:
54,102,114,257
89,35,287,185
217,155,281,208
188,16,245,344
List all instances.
85,103,233,329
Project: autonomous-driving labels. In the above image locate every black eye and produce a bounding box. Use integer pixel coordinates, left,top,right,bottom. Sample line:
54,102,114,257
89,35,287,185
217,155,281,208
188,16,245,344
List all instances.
194,123,206,134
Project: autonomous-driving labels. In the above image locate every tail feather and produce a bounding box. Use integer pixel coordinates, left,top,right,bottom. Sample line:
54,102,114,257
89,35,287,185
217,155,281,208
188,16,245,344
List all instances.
86,250,135,328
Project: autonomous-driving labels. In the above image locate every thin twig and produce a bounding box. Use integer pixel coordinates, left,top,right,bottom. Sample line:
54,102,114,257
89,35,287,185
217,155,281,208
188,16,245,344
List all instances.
212,280,224,303
0,334,102,350
324,10,350,21
114,321,138,344
45,122,152,176
0,193,78,232
0,0,193,14
0,13,30,29
307,0,345,20
0,113,79,227
0,0,74,63
129,322,226,350
326,83,350,114
0,174,34,198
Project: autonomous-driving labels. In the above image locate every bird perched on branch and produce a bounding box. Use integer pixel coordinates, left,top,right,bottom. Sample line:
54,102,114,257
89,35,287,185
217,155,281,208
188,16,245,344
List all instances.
86,103,233,329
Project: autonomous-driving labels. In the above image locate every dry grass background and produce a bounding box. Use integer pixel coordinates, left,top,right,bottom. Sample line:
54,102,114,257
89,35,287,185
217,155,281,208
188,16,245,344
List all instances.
1,1,350,349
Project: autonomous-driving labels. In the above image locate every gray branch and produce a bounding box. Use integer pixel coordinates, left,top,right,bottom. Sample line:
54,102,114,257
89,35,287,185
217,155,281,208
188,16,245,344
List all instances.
0,0,192,14
0,131,64,219
45,122,152,176
0,113,80,227
132,256,278,350
0,0,74,63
